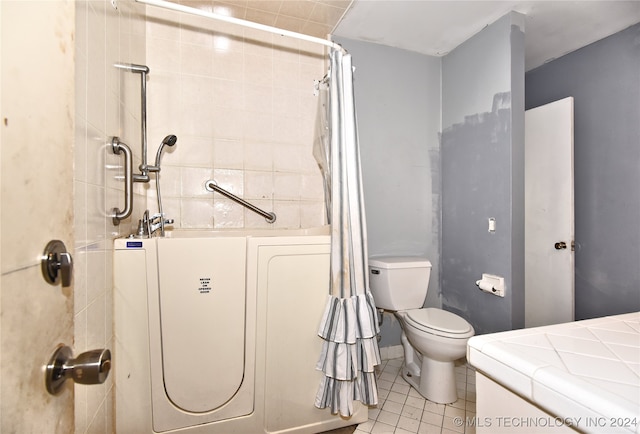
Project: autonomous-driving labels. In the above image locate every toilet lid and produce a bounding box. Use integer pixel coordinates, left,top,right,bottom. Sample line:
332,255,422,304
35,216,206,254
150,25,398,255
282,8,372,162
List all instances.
405,308,474,337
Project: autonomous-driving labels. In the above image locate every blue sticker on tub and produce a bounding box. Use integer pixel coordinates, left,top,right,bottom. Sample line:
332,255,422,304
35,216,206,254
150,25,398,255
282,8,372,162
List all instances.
126,241,143,248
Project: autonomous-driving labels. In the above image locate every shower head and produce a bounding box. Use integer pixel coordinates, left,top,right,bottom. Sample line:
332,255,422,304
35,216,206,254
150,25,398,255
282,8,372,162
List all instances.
162,134,178,147
155,134,177,167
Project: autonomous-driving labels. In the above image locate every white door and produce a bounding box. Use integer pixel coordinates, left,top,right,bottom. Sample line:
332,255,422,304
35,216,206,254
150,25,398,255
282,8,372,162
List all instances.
525,97,575,327
1,1,75,431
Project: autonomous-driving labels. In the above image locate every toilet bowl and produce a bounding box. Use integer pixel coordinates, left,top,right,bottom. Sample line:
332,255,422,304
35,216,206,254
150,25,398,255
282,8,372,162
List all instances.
396,308,474,403
368,256,475,404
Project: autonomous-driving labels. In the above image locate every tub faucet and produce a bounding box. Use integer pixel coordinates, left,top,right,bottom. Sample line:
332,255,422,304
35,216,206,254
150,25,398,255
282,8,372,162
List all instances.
137,209,174,237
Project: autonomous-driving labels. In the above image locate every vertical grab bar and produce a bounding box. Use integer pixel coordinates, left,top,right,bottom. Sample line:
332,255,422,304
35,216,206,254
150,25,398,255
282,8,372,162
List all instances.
111,137,133,225
114,63,151,182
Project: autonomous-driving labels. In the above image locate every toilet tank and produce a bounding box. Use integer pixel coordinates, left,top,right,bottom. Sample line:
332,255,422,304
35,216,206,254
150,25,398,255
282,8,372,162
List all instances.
368,256,432,311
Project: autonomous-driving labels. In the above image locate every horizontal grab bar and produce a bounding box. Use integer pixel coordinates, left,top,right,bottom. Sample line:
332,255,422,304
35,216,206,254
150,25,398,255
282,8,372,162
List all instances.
205,180,276,224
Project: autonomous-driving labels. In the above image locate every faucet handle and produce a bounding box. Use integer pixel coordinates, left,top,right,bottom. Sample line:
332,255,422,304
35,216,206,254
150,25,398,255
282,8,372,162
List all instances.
136,219,147,236
162,218,174,231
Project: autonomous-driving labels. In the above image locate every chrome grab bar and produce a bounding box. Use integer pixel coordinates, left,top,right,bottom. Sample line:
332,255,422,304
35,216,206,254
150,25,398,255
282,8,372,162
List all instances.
205,180,276,223
111,137,133,225
114,63,151,183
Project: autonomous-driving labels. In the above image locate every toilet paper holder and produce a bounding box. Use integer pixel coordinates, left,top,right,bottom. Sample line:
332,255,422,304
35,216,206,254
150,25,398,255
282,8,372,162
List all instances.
475,273,505,297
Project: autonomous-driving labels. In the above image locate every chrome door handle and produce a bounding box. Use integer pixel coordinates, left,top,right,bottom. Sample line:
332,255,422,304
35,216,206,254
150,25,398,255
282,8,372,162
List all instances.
41,240,73,287
554,241,567,250
45,345,111,395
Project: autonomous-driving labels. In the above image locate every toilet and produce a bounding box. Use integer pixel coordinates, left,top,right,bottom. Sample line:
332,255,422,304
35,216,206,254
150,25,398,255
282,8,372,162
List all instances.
368,256,474,404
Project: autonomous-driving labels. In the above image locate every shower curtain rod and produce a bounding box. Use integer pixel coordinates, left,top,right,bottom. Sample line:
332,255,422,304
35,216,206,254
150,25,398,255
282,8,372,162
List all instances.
135,0,344,52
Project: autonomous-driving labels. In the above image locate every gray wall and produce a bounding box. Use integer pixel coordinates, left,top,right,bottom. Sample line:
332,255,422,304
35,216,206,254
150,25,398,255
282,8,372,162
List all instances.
335,37,442,347
525,24,640,320
441,12,526,334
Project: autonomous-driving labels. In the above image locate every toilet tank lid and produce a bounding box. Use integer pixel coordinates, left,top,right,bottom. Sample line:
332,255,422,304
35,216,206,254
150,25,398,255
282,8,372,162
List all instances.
368,256,432,269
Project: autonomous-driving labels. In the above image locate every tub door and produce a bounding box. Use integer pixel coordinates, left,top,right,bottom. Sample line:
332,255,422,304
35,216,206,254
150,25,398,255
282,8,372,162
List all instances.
153,237,255,430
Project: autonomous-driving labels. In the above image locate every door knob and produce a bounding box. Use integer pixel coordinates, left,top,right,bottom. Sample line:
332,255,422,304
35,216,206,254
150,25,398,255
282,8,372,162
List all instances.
554,241,567,250
41,240,73,287
45,345,111,395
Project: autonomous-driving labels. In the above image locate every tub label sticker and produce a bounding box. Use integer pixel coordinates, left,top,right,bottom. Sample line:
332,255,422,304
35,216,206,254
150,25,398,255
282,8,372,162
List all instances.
126,241,143,248
198,277,212,294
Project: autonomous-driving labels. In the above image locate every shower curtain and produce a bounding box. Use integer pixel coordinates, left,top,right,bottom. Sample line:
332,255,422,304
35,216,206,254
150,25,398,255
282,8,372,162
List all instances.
313,49,381,417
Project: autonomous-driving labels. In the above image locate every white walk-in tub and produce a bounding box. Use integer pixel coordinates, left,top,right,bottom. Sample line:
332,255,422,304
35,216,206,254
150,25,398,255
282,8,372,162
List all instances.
114,226,367,433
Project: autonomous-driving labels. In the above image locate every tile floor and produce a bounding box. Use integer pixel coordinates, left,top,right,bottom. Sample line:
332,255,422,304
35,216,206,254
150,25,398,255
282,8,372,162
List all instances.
354,358,477,434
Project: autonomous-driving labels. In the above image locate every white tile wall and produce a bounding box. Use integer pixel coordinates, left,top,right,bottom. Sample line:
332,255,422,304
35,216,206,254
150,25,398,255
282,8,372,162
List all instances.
74,0,146,432
145,7,328,230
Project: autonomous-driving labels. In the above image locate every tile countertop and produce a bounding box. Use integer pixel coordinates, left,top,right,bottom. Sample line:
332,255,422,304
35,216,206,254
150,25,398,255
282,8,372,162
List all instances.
467,312,640,433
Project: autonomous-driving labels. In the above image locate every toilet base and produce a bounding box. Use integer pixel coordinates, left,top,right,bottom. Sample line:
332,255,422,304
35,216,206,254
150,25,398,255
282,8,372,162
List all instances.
400,333,459,404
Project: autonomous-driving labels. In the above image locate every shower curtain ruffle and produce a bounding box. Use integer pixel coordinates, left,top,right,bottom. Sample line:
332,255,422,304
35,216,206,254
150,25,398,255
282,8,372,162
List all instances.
316,293,380,376
315,368,379,417
315,293,380,415
314,48,381,418
318,292,378,344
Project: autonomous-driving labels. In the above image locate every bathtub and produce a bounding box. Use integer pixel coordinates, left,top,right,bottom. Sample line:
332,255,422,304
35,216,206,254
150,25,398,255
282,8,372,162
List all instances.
113,226,367,433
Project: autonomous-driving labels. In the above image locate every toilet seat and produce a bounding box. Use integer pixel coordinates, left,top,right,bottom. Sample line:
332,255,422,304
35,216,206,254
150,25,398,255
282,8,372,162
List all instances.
404,308,474,339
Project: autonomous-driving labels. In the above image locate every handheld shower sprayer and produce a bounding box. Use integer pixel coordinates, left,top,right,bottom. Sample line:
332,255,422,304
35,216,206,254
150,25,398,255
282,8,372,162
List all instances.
155,134,177,168
149,134,177,172
153,134,177,237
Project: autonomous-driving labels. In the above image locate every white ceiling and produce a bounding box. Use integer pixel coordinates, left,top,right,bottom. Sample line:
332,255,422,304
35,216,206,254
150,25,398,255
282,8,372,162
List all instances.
332,1,640,71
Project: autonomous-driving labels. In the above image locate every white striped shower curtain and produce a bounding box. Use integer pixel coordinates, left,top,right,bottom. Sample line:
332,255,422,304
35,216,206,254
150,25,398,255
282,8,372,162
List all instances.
313,49,381,418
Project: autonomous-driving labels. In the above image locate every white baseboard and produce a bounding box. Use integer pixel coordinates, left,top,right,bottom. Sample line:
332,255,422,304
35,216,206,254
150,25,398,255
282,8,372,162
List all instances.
379,345,403,361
